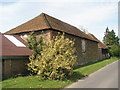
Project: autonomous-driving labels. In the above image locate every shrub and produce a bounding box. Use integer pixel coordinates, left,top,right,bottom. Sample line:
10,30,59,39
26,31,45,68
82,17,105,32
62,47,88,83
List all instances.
27,33,77,80
26,32,45,56
109,45,120,57
26,32,45,73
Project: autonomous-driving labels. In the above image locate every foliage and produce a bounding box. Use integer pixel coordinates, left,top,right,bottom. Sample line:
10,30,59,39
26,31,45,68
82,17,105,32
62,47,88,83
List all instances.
103,27,119,57
109,45,120,57
26,32,45,57
27,32,77,80
103,27,110,46
26,32,45,73
103,27,119,47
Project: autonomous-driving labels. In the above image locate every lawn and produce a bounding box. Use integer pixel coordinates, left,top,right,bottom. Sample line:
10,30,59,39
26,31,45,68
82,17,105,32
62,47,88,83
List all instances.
2,57,119,88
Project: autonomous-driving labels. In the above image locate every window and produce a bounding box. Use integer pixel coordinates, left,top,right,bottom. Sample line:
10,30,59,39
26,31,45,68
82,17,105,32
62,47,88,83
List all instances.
82,39,86,53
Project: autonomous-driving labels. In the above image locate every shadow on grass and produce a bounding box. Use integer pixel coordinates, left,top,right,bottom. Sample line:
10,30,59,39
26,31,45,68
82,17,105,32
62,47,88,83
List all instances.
69,72,85,82
62,71,86,83
68,57,120,82
66,59,111,82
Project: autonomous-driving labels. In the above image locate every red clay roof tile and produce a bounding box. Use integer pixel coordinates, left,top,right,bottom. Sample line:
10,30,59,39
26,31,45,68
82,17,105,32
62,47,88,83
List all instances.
5,13,98,42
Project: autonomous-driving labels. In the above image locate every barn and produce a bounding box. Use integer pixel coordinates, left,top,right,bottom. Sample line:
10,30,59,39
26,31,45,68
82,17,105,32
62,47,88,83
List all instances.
0,32,32,79
88,33,110,60
5,13,99,65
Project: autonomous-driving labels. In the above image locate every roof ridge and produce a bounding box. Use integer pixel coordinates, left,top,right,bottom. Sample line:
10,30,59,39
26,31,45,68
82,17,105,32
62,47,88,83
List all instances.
43,13,80,32
41,13,52,29
88,33,107,48
4,13,98,42
88,33,99,41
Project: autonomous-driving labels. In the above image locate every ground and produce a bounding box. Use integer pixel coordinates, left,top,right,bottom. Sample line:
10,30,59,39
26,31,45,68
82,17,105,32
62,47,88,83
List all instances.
1,57,119,88
66,60,118,88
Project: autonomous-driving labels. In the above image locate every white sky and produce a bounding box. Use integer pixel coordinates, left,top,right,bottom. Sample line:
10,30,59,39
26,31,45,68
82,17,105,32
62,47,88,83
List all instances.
0,0,119,41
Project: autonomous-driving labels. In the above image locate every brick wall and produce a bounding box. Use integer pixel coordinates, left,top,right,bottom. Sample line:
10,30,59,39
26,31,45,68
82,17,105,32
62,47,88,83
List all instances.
18,30,99,65
51,30,99,65
85,40,99,63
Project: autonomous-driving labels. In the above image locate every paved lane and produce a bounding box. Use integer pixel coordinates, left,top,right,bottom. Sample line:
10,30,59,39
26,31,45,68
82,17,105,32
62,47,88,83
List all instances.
66,61,118,88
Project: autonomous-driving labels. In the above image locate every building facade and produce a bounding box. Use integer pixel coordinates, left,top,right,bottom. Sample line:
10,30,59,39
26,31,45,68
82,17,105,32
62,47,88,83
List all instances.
5,13,99,65
88,33,110,60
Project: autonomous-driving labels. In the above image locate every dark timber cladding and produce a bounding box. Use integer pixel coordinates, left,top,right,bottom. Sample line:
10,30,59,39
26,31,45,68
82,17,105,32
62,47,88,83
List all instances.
5,13,99,65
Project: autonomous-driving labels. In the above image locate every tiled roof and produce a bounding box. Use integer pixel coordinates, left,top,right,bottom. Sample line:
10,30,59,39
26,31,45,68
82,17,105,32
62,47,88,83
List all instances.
0,33,32,56
87,33,107,49
5,13,98,42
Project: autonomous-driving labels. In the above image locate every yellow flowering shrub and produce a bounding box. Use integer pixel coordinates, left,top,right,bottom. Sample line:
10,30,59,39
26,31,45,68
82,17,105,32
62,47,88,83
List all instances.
27,33,77,80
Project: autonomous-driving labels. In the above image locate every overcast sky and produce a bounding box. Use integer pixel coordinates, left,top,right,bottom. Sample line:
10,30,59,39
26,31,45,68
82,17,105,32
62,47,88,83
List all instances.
0,0,119,41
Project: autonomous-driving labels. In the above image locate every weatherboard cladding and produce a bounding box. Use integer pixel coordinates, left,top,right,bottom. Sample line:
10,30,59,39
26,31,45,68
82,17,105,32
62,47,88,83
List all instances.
5,13,98,42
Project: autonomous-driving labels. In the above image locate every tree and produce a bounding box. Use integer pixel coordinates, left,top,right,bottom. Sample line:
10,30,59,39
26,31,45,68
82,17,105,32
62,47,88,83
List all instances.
108,30,119,46
103,27,110,46
103,27,120,57
103,27,119,47
27,33,77,80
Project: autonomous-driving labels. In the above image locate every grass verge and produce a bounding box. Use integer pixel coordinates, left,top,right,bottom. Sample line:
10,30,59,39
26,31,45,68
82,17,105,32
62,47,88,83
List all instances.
2,57,119,88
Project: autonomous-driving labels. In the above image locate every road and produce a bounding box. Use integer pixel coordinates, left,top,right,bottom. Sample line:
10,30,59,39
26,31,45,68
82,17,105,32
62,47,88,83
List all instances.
65,60,118,88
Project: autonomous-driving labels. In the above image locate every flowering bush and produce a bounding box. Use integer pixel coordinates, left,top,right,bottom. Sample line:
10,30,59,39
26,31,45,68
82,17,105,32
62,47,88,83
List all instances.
27,33,77,80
